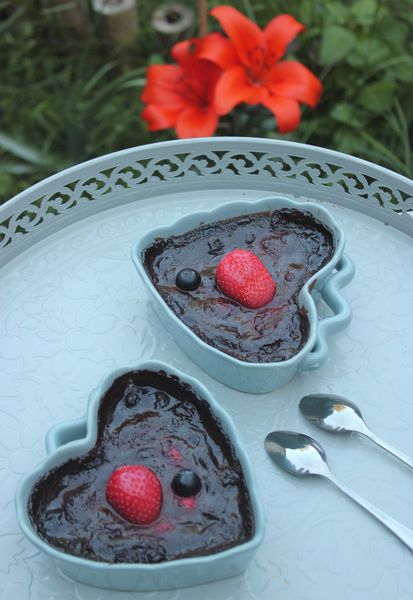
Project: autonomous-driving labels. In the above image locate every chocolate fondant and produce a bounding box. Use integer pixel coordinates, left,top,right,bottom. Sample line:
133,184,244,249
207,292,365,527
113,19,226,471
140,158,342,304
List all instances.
28,370,254,563
143,209,335,363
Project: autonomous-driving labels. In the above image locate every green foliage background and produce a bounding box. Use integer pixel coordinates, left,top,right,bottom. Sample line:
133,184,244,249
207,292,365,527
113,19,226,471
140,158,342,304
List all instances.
1,0,412,203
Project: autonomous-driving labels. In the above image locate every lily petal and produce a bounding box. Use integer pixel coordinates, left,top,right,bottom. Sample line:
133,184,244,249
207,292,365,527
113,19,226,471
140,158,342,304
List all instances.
262,95,301,133
213,66,261,115
210,6,263,69
198,32,239,69
142,65,188,107
264,15,305,61
141,105,181,131
172,38,202,68
175,106,219,138
267,61,322,107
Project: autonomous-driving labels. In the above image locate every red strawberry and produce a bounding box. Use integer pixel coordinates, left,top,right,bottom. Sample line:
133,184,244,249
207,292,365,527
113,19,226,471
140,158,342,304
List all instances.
216,249,276,309
106,465,162,525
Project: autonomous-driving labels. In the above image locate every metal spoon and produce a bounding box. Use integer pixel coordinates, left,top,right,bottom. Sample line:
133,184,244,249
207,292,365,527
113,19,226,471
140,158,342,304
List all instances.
299,394,413,469
265,431,413,551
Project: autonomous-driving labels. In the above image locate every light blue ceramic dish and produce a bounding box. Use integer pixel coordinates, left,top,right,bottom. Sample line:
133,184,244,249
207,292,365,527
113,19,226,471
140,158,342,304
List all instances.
132,197,355,393
15,361,265,592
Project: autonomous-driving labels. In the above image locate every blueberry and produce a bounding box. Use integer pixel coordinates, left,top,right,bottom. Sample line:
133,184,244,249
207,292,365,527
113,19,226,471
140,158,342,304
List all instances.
175,269,201,291
171,469,202,497
124,389,140,407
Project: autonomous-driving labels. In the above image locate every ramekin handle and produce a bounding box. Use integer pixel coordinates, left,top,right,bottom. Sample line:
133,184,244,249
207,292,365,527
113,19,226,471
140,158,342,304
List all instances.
46,418,88,455
300,254,355,372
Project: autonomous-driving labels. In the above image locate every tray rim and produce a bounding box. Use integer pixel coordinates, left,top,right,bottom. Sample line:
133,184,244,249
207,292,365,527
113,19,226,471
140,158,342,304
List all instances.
1,138,412,270
4,137,413,209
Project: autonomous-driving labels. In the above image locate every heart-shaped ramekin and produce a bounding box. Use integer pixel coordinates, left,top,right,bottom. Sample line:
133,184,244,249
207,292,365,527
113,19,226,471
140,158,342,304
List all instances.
132,197,355,393
15,361,265,591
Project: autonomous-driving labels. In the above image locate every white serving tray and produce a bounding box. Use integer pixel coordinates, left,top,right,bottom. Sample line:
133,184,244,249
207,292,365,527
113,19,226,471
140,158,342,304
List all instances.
1,138,412,600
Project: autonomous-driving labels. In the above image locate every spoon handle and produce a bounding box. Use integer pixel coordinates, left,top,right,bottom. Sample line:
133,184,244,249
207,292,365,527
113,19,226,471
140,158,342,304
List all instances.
327,473,413,551
362,430,413,469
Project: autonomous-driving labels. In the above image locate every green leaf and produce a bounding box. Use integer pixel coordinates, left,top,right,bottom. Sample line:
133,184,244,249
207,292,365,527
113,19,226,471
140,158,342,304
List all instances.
394,57,413,82
332,128,361,155
376,21,408,48
330,103,365,128
358,130,408,174
120,78,147,90
295,0,314,24
358,81,396,112
148,54,164,66
346,38,391,67
0,133,45,165
351,0,378,26
324,3,349,24
0,4,26,34
0,162,36,175
0,173,13,198
320,26,356,65
83,62,118,95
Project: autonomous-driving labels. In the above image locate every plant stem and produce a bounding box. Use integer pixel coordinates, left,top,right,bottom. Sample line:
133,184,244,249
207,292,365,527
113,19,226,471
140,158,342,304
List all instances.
241,0,255,20
394,98,411,174
198,0,208,37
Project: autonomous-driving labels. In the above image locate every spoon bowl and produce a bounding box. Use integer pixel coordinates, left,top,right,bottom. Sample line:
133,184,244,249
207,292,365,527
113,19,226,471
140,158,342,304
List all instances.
264,430,413,551
264,431,330,477
299,394,413,468
299,394,366,434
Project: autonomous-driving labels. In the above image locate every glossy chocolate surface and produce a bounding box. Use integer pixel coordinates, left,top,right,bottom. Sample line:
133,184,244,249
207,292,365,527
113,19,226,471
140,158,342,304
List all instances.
143,209,335,362
29,370,254,563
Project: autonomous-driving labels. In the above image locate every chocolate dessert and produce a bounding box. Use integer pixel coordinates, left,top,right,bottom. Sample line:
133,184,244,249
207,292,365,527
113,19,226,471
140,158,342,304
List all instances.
28,370,254,563
143,209,335,363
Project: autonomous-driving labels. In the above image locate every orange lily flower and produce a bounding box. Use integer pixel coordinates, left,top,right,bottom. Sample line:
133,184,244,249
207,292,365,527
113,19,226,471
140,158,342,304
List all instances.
141,38,222,138
201,6,322,133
